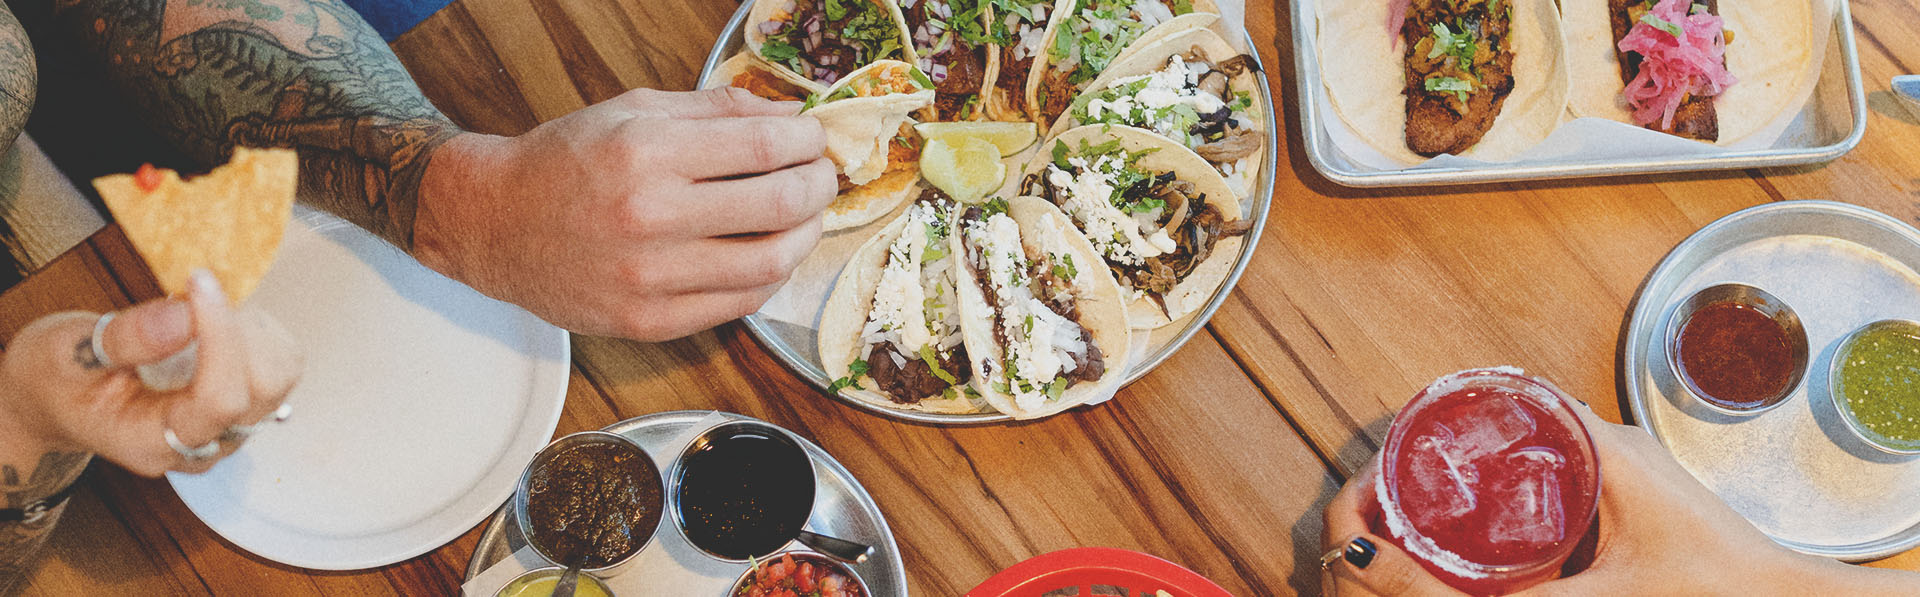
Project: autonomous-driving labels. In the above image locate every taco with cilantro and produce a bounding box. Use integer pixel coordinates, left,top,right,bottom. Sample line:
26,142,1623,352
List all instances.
805,60,937,230
1025,0,1220,128
818,197,988,414
951,196,1131,419
708,52,826,102
980,0,1059,121
749,0,917,87
897,0,998,120
1019,125,1249,329
1051,26,1265,198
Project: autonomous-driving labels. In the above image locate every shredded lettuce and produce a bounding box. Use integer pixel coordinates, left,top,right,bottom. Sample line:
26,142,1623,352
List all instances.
919,345,959,384
1425,76,1474,103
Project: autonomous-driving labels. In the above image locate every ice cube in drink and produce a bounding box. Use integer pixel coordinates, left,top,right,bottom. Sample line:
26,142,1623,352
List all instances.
1374,368,1600,596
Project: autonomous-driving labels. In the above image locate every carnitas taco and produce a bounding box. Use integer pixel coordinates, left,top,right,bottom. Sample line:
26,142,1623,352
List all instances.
952,196,1130,419
819,198,988,414
806,60,937,230
981,0,1059,121
1053,27,1265,198
1020,125,1248,329
1316,0,1568,162
897,0,995,120
1026,0,1221,128
748,0,917,86
1565,0,1808,144
709,52,825,101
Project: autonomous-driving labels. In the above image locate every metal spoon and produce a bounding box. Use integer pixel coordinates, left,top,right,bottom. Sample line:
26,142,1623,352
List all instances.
551,555,585,597
796,529,873,564
1896,75,1920,116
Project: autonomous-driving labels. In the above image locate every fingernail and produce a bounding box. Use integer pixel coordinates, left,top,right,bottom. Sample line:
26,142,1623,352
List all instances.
141,300,192,347
1344,537,1377,569
190,269,222,301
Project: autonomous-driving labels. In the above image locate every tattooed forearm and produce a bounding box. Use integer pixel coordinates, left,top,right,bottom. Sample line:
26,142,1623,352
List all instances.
0,451,90,593
0,6,33,154
54,0,460,249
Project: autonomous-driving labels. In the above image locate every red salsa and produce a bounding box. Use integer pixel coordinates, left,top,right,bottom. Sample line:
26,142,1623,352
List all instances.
735,553,864,597
1677,301,1795,409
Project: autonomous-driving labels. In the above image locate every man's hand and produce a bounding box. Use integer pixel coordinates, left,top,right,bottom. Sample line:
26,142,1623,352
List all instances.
413,87,836,341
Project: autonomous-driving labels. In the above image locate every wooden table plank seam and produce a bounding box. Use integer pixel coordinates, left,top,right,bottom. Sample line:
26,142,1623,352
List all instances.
1203,323,1360,482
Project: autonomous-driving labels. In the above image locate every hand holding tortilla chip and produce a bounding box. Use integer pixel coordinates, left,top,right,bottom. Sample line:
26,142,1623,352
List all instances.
91,147,299,304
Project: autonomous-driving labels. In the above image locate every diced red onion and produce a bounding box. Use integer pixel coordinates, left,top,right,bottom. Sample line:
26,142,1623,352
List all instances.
759,21,784,35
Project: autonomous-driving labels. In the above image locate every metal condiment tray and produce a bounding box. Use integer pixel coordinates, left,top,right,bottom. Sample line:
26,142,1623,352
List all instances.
1292,0,1868,186
703,1,1279,423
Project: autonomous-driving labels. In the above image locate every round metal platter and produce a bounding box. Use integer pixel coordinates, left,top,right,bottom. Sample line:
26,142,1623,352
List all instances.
463,410,907,595
704,1,1279,424
1622,200,1920,561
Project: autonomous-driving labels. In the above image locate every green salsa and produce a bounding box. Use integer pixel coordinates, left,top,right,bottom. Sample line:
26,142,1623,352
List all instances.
1836,323,1920,450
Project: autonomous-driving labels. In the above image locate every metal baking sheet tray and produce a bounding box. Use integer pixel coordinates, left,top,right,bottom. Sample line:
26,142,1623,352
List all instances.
1623,201,1920,561
464,410,907,595
702,1,1278,423
1293,0,1867,187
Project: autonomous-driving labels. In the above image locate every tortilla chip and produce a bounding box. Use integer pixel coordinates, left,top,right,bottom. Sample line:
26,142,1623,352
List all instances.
92,147,298,303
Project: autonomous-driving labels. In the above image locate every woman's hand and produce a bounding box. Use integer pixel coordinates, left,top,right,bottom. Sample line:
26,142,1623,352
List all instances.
1319,401,1917,596
412,87,837,341
0,270,303,476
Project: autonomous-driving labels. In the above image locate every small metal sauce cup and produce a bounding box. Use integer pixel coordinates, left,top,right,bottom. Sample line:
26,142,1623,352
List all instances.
492,566,616,597
1828,319,1920,456
668,420,816,563
1664,283,1810,416
514,430,664,577
726,550,871,597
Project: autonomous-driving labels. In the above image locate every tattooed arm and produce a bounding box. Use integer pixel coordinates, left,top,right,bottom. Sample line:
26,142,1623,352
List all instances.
0,442,88,595
54,0,457,248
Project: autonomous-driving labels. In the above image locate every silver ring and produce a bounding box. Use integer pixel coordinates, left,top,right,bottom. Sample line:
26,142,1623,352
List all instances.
164,428,221,463
267,403,292,423
85,312,117,370
214,404,293,445
1319,545,1346,571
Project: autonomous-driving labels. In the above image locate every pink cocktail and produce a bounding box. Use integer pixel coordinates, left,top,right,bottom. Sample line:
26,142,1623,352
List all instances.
1373,368,1601,595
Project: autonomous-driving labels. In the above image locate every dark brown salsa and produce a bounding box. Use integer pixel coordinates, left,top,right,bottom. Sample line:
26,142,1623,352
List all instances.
526,441,664,568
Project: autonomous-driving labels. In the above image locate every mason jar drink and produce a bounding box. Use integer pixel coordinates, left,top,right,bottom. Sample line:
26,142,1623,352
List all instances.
1373,368,1602,595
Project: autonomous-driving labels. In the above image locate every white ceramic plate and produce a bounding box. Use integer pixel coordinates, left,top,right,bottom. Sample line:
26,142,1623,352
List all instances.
168,206,570,570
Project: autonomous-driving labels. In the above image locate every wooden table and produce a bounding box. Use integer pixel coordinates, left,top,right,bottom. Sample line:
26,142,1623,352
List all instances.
7,0,1920,594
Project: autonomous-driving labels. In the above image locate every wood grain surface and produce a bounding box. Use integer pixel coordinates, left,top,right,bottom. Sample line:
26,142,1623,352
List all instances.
5,0,1920,594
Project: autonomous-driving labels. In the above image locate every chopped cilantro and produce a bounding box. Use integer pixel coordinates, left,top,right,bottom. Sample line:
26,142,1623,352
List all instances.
761,38,801,62
1229,91,1254,112
1125,196,1165,214
983,197,1011,215
1427,23,1477,77
828,359,870,393
1171,0,1194,14
824,0,851,20
1052,253,1078,279
908,65,936,90
1051,140,1073,169
1045,378,1067,400
1639,13,1683,37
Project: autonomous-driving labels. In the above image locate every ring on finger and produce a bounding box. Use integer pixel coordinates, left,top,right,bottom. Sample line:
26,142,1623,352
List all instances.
1319,545,1346,571
215,404,295,445
164,428,221,463
73,312,117,370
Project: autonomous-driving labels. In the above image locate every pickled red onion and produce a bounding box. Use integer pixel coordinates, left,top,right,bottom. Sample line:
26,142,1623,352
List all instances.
1388,0,1409,40
1617,0,1736,129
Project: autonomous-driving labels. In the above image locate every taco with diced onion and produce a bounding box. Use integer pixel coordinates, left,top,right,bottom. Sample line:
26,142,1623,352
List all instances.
981,0,1060,122
1026,0,1220,128
951,196,1131,419
819,197,989,414
1052,27,1265,198
748,0,917,87
1019,125,1248,329
708,52,825,102
1316,0,1569,162
805,60,937,230
897,0,996,120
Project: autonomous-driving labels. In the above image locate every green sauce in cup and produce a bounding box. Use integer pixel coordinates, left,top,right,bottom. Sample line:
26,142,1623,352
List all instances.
1835,321,1920,452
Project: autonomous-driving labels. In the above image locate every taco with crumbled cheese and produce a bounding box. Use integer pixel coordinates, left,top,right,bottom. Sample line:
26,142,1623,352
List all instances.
806,60,937,230
951,196,1130,419
1019,125,1248,328
1026,0,1220,128
748,0,917,87
819,198,988,414
1053,27,1265,198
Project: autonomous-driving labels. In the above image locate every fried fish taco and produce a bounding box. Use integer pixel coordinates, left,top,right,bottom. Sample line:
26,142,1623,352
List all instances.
1026,0,1221,128
806,60,937,230
1564,0,1808,144
897,0,996,120
748,0,917,87
981,0,1059,121
1052,27,1265,198
819,197,988,414
1020,125,1249,329
1316,0,1569,162
952,196,1130,419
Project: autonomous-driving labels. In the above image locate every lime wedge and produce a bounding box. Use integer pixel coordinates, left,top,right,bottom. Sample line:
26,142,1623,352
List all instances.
920,137,1006,204
914,122,1039,157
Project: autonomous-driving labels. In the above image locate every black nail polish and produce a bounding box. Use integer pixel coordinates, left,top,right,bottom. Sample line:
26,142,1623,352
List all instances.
1344,537,1377,569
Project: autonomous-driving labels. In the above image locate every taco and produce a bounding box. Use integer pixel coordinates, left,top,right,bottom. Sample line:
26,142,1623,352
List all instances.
1053,27,1265,198
897,0,996,120
748,0,917,87
819,198,988,414
1565,0,1809,144
1316,0,1568,162
1026,0,1221,128
952,196,1130,419
981,0,1059,121
1020,125,1248,329
708,52,825,101
806,60,937,230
